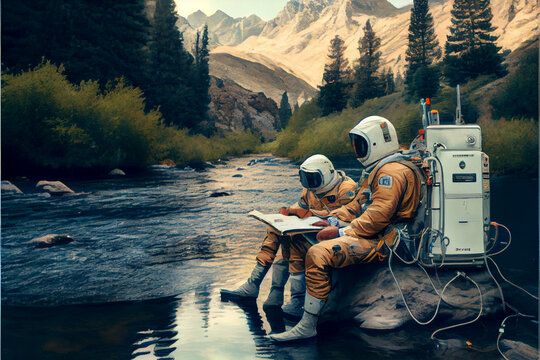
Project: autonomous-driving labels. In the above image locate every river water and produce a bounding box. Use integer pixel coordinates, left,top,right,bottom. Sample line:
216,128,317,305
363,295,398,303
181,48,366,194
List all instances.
2,155,538,359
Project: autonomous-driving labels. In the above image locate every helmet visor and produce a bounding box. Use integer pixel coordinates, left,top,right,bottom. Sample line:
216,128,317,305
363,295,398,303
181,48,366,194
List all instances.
299,170,323,189
350,133,369,159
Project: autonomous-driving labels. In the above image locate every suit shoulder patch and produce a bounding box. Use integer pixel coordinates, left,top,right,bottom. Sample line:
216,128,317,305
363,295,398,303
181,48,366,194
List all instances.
378,175,393,188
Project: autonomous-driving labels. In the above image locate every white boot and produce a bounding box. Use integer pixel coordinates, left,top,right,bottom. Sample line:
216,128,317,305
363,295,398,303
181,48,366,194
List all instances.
263,260,289,308
281,273,305,317
269,292,325,342
220,264,269,299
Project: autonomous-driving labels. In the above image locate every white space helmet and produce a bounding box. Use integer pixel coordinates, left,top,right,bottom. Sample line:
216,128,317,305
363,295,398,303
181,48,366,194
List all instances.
349,116,399,167
299,154,339,193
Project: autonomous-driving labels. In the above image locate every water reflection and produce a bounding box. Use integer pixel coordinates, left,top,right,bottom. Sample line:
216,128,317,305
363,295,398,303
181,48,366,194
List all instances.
1,156,538,359
2,296,177,360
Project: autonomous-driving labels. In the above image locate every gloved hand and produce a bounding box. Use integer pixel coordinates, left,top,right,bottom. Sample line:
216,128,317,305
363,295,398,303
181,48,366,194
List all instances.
311,219,329,227
316,226,340,241
280,207,312,218
280,207,291,216
312,216,339,227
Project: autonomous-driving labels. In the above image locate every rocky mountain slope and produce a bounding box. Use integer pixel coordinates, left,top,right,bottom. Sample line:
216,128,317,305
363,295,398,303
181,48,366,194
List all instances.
209,53,317,106
208,76,280,140
212,0,538,87
175,8,318,106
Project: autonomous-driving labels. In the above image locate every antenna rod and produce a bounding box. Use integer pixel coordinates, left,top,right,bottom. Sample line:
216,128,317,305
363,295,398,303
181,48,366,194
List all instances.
455,85,462,125
421,99,429,130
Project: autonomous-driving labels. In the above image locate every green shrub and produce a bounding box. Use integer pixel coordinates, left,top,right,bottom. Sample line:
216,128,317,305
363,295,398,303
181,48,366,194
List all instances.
2,62,162,173
490,45,539,120
1,62,261,175
287,99,322,133
272,92,423,161
481,118,538,174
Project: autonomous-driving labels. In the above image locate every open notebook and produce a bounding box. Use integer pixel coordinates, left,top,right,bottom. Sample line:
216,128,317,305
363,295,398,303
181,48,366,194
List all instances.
248,210,324,236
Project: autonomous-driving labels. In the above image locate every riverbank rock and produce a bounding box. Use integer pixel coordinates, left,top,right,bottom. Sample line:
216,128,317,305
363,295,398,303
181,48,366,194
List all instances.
320,263,503,330
108,168,126,176
30,234,74,248
35,181,75,196
248,157,278,166
210,192,231,197
1,181,23,195
500,340,539,360
160,159,176,167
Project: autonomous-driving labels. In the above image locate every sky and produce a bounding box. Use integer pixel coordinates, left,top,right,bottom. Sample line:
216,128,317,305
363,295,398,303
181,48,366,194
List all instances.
175,0,413,21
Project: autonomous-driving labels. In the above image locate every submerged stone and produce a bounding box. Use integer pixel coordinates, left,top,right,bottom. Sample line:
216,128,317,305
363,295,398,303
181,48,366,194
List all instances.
1,181,23,195
160,159,176,167
210,192,231,197
232,174,243,178
30,234,74,248
35,181,75,196
109,168,126,176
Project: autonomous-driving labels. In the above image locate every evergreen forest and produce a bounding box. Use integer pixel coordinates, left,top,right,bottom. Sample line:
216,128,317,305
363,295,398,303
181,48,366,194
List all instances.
2,0,538,176
268,0,538,175
2,0,259,176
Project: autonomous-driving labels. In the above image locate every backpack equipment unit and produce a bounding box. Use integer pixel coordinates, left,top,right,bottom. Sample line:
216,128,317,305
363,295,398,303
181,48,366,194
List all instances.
417,86,490,266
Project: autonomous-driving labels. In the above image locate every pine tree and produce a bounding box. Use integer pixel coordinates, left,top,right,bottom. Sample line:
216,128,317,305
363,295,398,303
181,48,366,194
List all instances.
317,35,350,116
384,68,396,95
146,0,195,128
443,0,506,85
412,65,440,98
350,20,383,108
278,92,292,129
193,25,211,132
395,71,405,89
405,0,441,98
2,0,47,72
2,0,149,88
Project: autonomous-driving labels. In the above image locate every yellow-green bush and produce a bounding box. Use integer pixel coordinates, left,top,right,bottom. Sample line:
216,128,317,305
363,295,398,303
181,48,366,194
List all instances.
272,92,422,161
1,62,260,175
481,118,538,174
153,127,260,166
2,62,162,172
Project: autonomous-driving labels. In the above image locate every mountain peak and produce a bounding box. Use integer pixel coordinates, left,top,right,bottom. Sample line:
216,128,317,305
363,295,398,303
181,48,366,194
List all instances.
211,10,232,20
348,0,405,17
189,10,207,18
187,10,208,28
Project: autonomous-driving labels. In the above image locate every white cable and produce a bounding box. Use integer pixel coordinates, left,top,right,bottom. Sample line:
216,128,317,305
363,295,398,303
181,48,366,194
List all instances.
485,223,499,254
484,250,507,312
430,274,484,340
484,222,538,309
388,247,462,326
495,313,537,360
488,223,512,257
487,256,539,301
496,331,511,360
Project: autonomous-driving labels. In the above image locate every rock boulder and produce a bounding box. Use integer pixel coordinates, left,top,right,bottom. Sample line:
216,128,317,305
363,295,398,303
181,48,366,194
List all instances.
35,181,75,196
210,192,231,197
1,180,23,195
320,262,503,330
108,168,126,176
160,159,176,167
500,340,539,360
208,76,279,141
30,234,74,248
